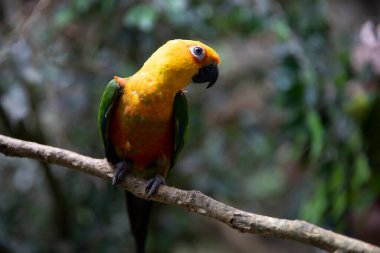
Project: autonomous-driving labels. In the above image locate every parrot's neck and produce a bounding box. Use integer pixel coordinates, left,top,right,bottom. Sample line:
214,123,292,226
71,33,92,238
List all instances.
137,63,192,93
123,68,187,121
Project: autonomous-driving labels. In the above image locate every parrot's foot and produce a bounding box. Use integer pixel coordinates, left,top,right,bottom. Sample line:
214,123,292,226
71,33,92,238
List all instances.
112,160,131,187
145,174,166,198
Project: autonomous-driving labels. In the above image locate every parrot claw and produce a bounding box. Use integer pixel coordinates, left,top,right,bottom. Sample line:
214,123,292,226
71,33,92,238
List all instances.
145,175,166,198
112,160,131,187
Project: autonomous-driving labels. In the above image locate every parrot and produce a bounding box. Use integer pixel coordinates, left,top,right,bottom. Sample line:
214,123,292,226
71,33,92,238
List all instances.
97,39,220,253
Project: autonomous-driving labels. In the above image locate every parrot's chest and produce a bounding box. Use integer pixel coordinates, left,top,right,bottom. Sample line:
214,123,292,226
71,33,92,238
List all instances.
110,89,175,173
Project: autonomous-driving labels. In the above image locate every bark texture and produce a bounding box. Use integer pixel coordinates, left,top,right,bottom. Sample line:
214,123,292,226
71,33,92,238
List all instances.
0,134,379,253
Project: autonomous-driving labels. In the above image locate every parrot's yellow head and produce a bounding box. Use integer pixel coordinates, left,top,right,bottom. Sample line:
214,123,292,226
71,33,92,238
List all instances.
141,39,221,89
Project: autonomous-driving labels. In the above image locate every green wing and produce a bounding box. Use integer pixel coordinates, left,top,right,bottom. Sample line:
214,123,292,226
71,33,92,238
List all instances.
97,79,122,163
172,91,189,166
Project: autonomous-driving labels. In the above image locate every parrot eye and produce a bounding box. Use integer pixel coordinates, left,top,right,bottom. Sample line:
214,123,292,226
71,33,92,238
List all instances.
190,45,206,62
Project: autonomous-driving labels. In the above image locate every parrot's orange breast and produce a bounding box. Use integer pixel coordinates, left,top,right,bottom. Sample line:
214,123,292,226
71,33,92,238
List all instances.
109,77,175,175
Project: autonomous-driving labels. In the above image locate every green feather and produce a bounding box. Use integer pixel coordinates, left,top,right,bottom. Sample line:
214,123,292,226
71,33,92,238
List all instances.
172,91,189,166
97,79,122,162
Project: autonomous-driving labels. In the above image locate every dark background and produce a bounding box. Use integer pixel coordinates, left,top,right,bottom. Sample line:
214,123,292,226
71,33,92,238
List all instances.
1,0,380,252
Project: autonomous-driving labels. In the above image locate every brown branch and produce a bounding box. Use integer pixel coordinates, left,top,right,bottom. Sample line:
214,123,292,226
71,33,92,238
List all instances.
0,134,379,253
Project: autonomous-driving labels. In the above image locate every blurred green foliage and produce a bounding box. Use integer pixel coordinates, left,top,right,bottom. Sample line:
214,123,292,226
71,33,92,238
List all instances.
1,0,380,252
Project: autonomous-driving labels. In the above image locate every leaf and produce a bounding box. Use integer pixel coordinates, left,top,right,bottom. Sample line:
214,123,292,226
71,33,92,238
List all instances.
54,8,75,27
272,19,290,42
351,153,371,189
74,0,91,13
330,164,346,221
307,110,323,161
300,182,327,224
123,4,159,32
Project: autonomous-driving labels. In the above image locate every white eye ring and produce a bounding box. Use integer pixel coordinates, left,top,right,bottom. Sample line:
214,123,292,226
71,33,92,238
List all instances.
190,45,205,62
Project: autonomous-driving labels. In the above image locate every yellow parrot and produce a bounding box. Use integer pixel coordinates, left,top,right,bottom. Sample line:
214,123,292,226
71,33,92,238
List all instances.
98,39,220,253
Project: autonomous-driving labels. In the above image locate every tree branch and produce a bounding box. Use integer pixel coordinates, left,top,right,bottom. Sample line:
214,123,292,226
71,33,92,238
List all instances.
0,134,379,253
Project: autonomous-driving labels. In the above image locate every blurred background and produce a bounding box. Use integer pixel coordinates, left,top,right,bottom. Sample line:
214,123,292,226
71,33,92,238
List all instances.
1,0,380,252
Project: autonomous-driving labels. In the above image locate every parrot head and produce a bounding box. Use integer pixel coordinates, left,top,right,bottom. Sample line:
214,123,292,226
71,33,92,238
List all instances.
190,43,220,89
141,39,221,89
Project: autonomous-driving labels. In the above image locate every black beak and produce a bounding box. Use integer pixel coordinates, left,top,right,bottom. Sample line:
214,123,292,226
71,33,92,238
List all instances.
192,62,219,89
